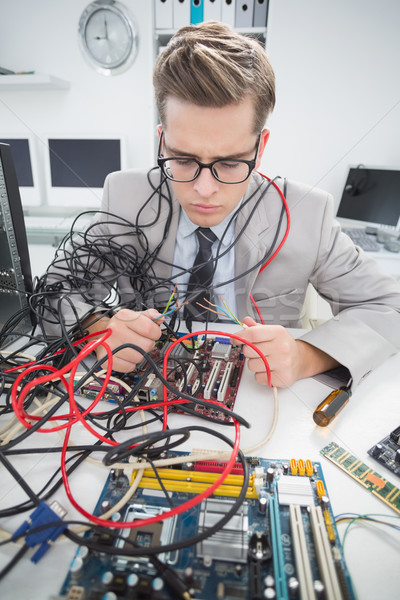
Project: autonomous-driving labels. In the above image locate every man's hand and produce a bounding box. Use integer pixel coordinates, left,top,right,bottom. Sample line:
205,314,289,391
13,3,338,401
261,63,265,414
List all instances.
235,317,339,388
85,308,163,372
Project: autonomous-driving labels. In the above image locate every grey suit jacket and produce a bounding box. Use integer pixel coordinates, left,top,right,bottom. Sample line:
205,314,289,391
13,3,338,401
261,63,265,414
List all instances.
44,167,400,388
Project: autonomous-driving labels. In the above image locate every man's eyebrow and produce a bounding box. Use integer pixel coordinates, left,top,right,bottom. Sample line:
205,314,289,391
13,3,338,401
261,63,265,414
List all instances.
165,141,253,160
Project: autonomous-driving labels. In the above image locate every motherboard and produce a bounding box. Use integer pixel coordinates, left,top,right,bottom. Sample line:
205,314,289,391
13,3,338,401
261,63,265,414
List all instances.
55,453,355,600
367,424,400,478
77,335,246,423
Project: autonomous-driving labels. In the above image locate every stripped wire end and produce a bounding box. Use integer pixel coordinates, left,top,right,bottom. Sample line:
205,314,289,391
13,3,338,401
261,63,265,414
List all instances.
196,297,245,328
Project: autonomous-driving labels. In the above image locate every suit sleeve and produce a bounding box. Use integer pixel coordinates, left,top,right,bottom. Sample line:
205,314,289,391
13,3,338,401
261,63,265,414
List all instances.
299,194,400,387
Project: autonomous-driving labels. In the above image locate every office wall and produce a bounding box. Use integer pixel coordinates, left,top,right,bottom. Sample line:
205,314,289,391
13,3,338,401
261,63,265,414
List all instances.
0,0,399,208
264,0,400,204
0,0,155,177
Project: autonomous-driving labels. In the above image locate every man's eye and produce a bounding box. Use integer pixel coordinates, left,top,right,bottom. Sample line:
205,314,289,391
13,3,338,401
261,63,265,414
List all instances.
219,161,241,169
175,158,195,166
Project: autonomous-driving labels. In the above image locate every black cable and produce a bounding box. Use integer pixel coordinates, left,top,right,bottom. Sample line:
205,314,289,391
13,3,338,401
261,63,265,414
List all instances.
0,543,29,581
65,426,249,557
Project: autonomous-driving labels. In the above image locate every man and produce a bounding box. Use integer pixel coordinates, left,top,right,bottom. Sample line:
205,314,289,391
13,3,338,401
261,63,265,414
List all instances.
41,21,400,389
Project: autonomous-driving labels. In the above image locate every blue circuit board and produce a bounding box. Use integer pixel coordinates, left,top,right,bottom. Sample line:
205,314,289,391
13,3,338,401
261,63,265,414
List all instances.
56,453,356,600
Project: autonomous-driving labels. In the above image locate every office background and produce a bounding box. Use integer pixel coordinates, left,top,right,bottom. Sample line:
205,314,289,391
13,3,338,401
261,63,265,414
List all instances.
0,0,399,207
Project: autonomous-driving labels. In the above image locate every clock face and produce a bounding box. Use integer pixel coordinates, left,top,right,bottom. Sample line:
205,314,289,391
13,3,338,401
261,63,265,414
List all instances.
79,2,137,75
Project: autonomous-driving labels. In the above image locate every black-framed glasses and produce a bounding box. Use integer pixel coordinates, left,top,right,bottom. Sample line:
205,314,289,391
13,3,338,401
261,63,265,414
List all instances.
157,131,260,184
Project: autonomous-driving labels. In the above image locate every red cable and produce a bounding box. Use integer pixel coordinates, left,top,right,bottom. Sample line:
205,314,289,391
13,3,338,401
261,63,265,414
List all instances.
249,293,265,325
60,414,242,529
162,330,272,429
4,329,112,374
255,173,291,274
11,330,113,433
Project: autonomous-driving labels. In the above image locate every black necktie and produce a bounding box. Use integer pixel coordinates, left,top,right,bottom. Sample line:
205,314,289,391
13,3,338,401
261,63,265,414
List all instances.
184,227,217,323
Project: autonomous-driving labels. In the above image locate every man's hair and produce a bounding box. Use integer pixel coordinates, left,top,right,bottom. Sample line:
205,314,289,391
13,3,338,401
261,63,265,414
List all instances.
153,21,276,133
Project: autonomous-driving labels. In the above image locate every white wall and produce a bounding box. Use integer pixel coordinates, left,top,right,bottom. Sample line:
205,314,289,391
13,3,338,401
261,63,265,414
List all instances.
0,0,155,191
0,0,399,210
264,0,400,205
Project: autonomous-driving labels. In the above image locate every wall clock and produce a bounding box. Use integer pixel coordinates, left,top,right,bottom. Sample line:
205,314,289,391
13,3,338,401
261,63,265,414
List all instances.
78,0,138,76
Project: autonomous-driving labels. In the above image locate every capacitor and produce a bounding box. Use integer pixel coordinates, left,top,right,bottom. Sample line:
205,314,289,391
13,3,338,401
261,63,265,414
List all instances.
263,587,276,599
127,573,139,588
266,467,275,483
187,384,192,394
184,566,194,583
320,495,330,510
101,571,114,586
372,443,383,458
101,500,112,513
152,577,164,591
314,579,325,597
69,556,83,575
258,495,268,513
264,574,275,587
288,577,299,598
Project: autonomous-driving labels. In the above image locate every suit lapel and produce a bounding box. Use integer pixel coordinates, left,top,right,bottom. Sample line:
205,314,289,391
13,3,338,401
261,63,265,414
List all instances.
234,176,279,316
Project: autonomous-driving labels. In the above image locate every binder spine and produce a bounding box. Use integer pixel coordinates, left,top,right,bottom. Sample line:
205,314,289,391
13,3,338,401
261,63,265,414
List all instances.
204,0,222,21
221,0,236,26
235,0,254,27
253,0,268,27
155,0,174,29
191,0,204,24
174,0,191,28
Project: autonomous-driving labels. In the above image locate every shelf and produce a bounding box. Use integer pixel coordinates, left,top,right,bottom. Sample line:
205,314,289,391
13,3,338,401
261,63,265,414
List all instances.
155,27,267,46
0,73,69,91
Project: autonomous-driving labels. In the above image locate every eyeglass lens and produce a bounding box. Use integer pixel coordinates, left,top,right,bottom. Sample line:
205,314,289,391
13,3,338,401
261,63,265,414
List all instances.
163,158,251,183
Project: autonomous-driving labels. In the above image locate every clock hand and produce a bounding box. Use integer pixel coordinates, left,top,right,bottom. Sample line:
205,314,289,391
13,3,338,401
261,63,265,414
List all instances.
95,17,109,41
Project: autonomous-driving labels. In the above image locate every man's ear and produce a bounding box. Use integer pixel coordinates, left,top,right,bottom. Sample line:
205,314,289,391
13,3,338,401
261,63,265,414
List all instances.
256,128,270,169
156,124,162,138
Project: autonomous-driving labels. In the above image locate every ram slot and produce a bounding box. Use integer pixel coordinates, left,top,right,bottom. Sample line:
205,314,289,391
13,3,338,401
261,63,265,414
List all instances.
309,505,342,600
217,361,234,402
289,504,316,600
269,494,289,600
204,360,222,399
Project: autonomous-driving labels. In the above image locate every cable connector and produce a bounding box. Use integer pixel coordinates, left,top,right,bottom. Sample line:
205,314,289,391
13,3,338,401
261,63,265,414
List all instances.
12,500,67,563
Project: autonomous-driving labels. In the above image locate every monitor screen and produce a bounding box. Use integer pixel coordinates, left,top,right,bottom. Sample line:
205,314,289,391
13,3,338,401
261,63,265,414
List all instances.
0,143,33,344
336,166,400,230
44,136,123,207
0,137,41,206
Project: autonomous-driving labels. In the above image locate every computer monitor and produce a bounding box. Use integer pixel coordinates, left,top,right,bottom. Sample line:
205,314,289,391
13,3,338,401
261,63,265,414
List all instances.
0,136,41,206
336,166,400,231
43,135,124,207
0,143,33,344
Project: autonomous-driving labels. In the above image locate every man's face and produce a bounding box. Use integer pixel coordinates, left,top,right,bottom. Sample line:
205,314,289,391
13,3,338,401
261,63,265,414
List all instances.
159,96,269,227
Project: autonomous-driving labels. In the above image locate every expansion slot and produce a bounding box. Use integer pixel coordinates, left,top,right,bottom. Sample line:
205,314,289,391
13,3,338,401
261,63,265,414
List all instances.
217,361,234,402
269,493,289,600
134,468,258,498
204,359,222,399
309,506,342,600
289,504,316,600
321,442,400,515
178,360,197,392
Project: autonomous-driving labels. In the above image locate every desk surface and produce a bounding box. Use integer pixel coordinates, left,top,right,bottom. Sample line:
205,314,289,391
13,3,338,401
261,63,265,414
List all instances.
1,329,400,600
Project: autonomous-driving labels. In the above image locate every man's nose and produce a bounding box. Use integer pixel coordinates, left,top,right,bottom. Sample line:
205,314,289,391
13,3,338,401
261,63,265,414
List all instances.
192,166,220,197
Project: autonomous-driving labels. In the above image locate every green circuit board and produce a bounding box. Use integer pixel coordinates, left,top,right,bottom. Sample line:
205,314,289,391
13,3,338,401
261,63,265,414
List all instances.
55,453,356,600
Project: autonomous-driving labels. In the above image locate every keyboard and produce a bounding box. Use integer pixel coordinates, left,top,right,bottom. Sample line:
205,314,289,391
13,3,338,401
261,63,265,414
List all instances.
342,228,381,252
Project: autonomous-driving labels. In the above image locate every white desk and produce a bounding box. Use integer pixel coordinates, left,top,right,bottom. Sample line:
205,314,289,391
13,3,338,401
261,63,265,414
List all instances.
1,331,400,600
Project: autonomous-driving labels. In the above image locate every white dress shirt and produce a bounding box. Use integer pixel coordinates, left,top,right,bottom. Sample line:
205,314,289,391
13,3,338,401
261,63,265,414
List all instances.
171,206,239,319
